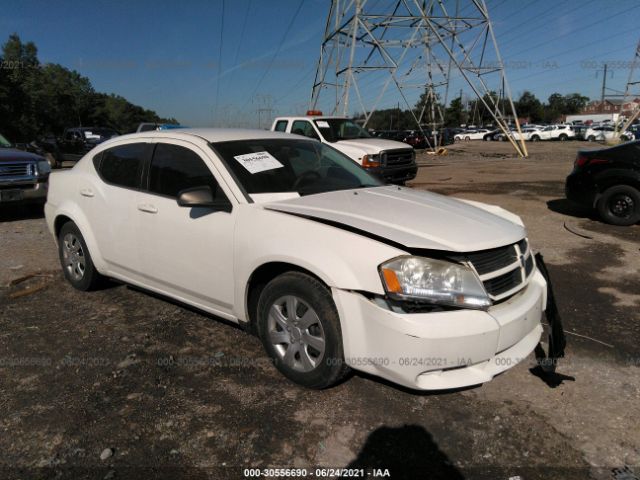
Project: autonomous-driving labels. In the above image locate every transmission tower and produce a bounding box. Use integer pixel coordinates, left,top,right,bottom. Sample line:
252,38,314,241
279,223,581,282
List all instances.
310,0,527,157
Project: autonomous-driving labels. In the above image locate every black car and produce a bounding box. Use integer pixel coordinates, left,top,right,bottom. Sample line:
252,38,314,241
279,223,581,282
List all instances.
565,140,640,226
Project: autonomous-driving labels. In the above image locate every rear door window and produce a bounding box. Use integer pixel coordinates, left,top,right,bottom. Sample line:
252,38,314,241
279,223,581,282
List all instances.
98,143,148,189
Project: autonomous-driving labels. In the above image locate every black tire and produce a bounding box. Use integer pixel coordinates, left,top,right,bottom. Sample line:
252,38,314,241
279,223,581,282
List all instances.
559,134,568,141
588,135,595,142
257,271,349,389
596,185,640,226
57,221,105,290
531,135,539,142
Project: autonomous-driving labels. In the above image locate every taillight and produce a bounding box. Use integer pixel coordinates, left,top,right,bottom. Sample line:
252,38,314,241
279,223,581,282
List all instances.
575,155,609,168
575,155,589,168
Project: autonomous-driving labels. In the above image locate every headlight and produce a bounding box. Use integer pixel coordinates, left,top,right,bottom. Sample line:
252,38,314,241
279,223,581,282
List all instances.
379,256,491,310
36,160,51,176
361,154,381,168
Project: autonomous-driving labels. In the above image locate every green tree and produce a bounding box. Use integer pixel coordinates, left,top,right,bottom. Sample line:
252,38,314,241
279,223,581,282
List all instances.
0,34,177,141
563,93,589,114
444,97,467,127
515,91,543,123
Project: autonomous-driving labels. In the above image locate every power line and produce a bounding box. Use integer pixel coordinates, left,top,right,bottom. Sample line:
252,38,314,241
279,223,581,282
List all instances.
214,0,225,126
503,3,640,61
233,0,252,66
243,0,305,110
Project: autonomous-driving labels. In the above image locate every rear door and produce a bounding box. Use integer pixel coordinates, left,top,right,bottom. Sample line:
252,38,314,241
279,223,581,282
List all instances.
89,141,152,282
136,139,236,316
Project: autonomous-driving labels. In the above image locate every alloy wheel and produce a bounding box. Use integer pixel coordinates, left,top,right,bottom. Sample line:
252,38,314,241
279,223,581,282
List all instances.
609,194,635,219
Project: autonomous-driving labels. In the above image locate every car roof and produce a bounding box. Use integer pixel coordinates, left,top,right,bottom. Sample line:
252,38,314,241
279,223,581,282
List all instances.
102,128,302,145
274,116,348,121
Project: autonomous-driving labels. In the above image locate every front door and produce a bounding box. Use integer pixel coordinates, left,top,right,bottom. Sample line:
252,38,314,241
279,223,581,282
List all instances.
136,140,236,316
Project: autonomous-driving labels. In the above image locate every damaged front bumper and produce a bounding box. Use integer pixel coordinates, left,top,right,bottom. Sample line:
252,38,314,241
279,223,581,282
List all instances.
333,269,548,390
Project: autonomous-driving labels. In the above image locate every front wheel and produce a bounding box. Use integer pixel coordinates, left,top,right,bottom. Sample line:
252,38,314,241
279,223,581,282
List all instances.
559,134,568,141
58,222,105,290
531,135,540,142
596,185,640,226
588,135,595,142
257,272,349,389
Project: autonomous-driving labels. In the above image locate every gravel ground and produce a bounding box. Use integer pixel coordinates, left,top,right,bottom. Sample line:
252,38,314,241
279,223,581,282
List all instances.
0,140,638,480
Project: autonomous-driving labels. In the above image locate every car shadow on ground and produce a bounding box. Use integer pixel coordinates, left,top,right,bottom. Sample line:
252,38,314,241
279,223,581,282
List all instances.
0,203,45,222
343,424,464,479
546,198,596,220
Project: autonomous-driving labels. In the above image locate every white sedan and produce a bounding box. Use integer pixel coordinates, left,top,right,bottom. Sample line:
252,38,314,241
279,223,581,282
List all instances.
454,129,491,141
45,129,546,390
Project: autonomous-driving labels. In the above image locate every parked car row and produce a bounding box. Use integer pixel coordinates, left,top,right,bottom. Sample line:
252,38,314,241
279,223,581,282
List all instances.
371,128,455,149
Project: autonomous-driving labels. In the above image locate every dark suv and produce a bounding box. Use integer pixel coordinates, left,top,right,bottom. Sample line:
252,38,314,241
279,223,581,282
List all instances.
0,146,51,205
565,140,640,225
56,127,119,163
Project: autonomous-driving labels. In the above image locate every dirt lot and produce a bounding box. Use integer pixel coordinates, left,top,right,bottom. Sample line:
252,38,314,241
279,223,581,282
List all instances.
1,140,639,480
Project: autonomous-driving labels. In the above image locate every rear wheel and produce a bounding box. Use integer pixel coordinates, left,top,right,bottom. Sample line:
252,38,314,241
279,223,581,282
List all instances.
58,222,105,290
531,135,540,142
464,136,471,141
596,185,640,226
559,134,568,141
257,272,349,389
588,135,596,142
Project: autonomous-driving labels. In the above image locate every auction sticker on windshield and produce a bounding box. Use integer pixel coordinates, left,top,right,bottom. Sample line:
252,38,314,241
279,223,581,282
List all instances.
316,121,330,128
234,151,284,174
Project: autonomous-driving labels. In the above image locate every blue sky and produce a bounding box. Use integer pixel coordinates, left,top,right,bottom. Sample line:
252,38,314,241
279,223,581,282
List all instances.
2,0,640,127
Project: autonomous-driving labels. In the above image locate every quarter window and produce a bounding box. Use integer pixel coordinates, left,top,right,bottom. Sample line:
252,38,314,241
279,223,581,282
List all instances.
274,120,288,132
99,143,147,189
149,143,227,200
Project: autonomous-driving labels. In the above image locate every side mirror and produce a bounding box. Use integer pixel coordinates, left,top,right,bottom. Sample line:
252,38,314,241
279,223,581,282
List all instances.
177,186,232,212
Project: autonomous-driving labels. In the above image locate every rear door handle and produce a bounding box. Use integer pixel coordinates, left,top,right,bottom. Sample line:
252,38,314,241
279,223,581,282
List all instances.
80,188,94,198
137,204,158,214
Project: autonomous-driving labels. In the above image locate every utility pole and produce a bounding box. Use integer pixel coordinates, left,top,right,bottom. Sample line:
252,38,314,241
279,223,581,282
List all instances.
600,63,608,104
310,0,528,157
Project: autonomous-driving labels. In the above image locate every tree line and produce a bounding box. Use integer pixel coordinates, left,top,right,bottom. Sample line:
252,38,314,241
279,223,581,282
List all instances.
358,89,590,131
0,34,177,142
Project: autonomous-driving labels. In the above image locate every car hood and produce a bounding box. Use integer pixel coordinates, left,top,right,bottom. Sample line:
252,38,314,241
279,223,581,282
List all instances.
263,186,525,252
334,138,411,152
0,148,43,162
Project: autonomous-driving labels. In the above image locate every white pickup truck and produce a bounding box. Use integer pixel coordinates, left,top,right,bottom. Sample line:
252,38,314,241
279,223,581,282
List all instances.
271,113,417,184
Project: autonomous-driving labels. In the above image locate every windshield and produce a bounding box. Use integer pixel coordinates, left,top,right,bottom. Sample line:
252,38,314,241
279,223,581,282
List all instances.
212,139,382,197
83,128,118,140
313,118,371,143
0,133,11,148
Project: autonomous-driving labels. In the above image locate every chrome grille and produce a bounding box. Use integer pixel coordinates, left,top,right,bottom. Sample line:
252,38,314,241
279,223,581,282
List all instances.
0,163,33,177
465,238,533,301
384,149,414,166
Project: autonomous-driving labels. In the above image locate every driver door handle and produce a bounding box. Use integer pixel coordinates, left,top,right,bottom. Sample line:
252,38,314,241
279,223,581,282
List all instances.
137,204,158,214
80,188,94,198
